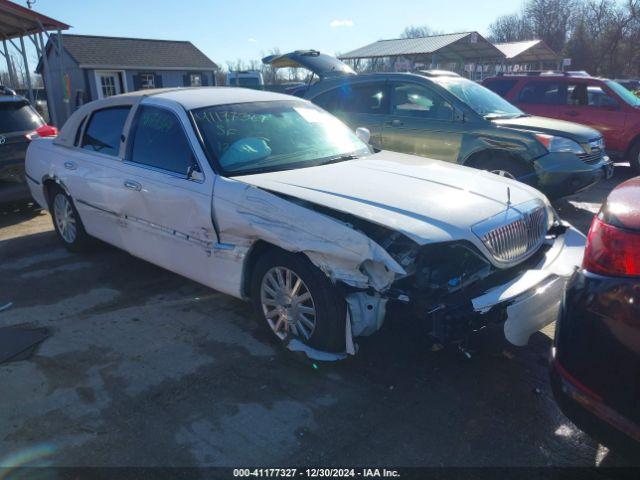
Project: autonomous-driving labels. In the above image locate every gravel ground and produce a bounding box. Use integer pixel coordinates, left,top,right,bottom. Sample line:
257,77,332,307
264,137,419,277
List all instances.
0,164,637,469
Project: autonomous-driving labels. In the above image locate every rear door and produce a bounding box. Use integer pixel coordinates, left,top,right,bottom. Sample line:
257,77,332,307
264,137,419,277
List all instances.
382,81,462,162
62,105,132,249
513,79,568,119
0,100,44,186
312,81,389,150
117,102,220,287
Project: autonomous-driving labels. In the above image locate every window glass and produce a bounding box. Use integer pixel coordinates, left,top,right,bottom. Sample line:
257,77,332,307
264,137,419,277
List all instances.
81,107,130,156
313,84,388,115
74,116,87,146
190,74,202,87
391,83,453,120
518,82,565,105
140,73,155,89
606,80,640,107
585,86,618,107
484,78,518,97
0,101,43,134
192,100,370,176
129,106,194,175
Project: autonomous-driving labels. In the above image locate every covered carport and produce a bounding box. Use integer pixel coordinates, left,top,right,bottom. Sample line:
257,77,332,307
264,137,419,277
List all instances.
339,32,506,80
494,40,561,73
0,0,69,125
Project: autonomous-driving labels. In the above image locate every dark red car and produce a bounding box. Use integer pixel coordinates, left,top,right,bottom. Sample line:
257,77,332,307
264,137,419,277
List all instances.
551,176,640,457
483,74,640,173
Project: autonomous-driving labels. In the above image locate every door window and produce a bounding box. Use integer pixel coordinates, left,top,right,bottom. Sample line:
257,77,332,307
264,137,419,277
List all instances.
313,84,388,115
81,107,131,157
518,82,565,104
390,83,453,120
567,84,618,108
484,78,518,97
128,106,194,175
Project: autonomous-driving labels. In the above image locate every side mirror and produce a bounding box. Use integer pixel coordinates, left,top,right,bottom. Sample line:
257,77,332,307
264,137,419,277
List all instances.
355,127,371,144
187,160,204,181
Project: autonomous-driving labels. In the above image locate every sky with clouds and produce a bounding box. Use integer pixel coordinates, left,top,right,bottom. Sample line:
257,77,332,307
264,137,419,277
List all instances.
31,0,524,68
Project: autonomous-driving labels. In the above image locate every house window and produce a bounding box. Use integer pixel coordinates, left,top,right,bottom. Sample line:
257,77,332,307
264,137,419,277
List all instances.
100,75,117,97
190,74,202,86
140,73,155,89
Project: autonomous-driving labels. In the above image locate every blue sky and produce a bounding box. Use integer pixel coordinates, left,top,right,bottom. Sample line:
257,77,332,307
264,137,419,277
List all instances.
32,0,523,68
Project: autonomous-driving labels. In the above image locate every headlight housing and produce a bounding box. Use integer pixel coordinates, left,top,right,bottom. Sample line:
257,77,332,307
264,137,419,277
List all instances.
535,134,585,154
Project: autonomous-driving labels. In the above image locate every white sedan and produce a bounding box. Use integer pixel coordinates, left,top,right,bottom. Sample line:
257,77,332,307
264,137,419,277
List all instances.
25,88,585,359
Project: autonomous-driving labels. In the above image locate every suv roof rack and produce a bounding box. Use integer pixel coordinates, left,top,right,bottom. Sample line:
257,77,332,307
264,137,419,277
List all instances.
496,70,591,78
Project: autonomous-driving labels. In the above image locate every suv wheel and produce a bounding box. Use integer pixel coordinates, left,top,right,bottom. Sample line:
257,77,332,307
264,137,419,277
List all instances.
474,155,536,186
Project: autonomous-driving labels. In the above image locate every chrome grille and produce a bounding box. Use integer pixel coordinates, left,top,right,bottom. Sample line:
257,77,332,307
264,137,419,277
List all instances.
480,206,547,264
578,138,605,164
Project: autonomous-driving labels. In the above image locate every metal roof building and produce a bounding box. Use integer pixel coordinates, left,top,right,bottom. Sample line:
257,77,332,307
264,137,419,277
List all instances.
339,32,505,78
494,40,561,69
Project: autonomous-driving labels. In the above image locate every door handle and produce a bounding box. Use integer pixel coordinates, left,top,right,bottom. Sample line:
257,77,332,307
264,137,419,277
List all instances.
565,111,579,117
63,161,77,170
123,180,142,191
384,119,404,127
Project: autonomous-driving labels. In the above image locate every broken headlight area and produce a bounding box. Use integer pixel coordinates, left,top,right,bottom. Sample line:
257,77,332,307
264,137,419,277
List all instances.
387,240,553,346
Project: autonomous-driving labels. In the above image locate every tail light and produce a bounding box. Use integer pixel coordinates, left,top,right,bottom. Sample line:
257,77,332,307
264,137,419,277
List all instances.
26,124,58,140
583,215,640,277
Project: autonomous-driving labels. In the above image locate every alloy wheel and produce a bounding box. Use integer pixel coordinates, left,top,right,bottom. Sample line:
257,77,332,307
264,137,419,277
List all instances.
260,266,317,341
53,194,77,244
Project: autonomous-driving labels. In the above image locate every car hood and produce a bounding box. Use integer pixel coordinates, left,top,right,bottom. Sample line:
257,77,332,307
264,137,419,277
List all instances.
262,50,356,79
492,115,600,143
236,150,549,247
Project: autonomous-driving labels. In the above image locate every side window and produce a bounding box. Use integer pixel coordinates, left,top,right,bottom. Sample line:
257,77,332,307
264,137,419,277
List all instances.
313,84,388,115
586,86,618,108
390,83,453,120
128,106,194,175
81,107,131,156
485,79,518,97
518,82,565,105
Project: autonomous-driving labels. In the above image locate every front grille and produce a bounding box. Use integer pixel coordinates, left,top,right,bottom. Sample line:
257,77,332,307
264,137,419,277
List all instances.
480,206,547,264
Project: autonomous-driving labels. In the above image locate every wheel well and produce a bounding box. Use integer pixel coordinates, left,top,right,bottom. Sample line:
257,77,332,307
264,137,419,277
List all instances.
464,149,517,168
625,134,640,159
42,179,59,209
241,240,289,298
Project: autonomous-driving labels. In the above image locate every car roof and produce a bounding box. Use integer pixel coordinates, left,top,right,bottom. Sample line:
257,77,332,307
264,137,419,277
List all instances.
0,94,28,104
150,86,295,109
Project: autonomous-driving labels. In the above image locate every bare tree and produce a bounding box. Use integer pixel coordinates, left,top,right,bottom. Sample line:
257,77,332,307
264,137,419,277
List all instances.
488,13,533,42
400,25,440,38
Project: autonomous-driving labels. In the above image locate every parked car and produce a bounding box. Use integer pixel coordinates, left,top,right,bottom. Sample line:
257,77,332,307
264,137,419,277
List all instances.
263,51,613,199
613,79,640,93
26,88,585,359
551,176,640,456
483,73,640,173
0,89,57,204
226,70,264,89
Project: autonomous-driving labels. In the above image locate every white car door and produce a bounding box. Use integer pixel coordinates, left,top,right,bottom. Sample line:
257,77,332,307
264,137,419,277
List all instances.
115,100,224,289
59,105,133,249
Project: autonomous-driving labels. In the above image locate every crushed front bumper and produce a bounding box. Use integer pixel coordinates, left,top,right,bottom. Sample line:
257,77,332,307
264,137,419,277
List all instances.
470,224,586,346
535,153,613,199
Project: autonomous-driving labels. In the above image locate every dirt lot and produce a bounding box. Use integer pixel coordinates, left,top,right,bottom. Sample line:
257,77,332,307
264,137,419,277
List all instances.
0,164,637,468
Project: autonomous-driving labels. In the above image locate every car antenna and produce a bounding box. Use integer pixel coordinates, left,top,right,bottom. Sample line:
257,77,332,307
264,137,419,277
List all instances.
507,186,511,207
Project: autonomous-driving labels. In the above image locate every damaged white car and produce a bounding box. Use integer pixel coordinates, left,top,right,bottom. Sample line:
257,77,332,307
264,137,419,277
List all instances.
25,88,585,359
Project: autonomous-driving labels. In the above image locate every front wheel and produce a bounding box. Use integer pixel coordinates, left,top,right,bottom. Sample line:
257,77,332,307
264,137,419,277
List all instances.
474,156,536,186
251,250,346,353
50,186,92,252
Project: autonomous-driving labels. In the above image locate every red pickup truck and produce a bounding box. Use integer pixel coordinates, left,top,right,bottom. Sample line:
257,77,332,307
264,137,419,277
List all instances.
483,74,640,172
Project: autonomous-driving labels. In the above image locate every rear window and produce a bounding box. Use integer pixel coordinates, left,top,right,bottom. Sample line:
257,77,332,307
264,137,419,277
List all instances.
313,84,388,115
484,78,518,97
518,82,564,104
82,107,131,157
0,101,43,134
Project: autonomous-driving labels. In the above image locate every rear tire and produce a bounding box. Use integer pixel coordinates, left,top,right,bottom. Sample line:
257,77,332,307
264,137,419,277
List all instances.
251,249,346,353
49,185,92,252
473,154,536,186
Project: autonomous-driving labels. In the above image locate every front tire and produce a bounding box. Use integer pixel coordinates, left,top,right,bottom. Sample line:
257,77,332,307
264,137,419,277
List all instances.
49,186,92,252
251,250,346,353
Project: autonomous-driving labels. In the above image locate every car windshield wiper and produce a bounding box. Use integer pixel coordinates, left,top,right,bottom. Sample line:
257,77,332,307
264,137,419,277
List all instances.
318,154,361,165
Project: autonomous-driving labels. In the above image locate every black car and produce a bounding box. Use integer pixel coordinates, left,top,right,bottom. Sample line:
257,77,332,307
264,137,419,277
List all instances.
0,88,56,204
551,176,640,456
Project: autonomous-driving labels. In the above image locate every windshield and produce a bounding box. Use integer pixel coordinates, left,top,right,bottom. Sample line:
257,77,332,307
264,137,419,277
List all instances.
192,100,370,176
433,77,524,119
0,101,43,134
606,80,640,107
